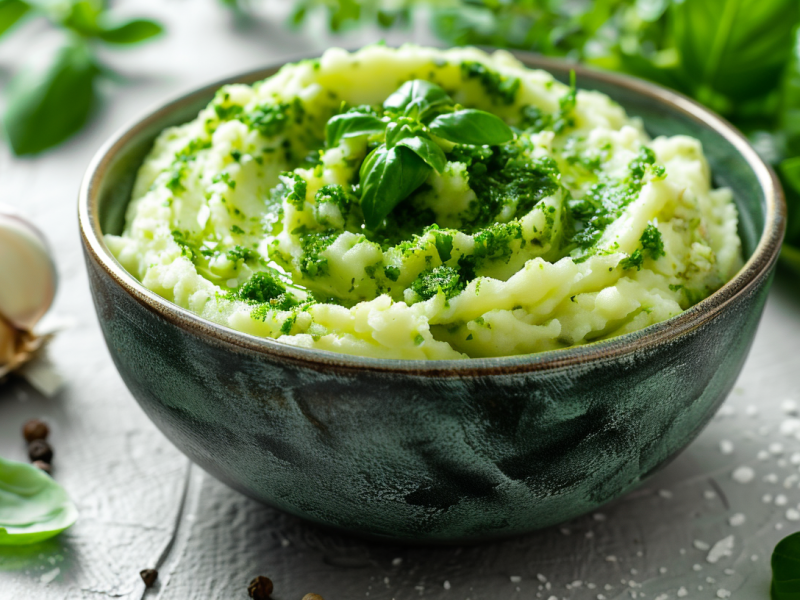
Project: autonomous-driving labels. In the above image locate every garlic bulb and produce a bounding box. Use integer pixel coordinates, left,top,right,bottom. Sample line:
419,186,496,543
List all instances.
0,205,57,378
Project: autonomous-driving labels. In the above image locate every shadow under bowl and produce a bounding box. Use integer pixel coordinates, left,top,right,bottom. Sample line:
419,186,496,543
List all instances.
78,51,784,543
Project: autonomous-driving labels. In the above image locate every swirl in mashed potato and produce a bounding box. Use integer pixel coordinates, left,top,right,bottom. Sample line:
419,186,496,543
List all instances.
106,45,742,360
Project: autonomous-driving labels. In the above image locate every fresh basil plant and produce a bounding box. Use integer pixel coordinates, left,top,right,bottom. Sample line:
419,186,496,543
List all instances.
0,457,78,546
326,79,514,228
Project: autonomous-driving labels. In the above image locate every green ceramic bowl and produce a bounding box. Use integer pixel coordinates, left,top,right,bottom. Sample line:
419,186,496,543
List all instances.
79,52,784,543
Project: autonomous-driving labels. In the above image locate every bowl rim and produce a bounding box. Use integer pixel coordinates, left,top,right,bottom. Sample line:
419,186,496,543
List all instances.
78,48,786,377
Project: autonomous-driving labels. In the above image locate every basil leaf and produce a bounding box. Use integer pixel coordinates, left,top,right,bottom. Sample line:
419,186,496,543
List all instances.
672,0,799,103
385,121,411,147
0,0,30,39
772,532,800,599
4,41,100,156
326,111,386,147
384,122,446,173
428,109,514,146
97,19,164,44
396,134,447,173
360,144,431,228
383,79,452,119
60,0,101,36
0,457,79,546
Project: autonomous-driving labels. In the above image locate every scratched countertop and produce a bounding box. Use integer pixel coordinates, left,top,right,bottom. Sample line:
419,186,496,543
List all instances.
1,2,800,599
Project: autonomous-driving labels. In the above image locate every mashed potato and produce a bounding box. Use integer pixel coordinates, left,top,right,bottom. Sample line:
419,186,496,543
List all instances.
106,45,742,360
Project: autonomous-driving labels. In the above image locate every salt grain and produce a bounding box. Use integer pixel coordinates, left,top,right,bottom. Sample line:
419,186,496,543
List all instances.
765,473,779,484
717,589,731,598
658,489,673,499
782,419,800,436
782,399,798,414
729,513,746,526
788,508,800,521
443,581,451,590
707,535,734,564
745,405,759,416
732,466,755,483
391,558,402,566
536,574,547,583
770,443,785,455
677,587,688,597
758,450,770,460
776,494,788,506
693,540,711,551
39,568,59,584
720,440,734,454
510,576,522,584
704,490,717,500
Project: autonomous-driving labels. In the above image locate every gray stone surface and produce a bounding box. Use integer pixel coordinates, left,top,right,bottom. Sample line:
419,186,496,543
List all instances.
1,2,799,598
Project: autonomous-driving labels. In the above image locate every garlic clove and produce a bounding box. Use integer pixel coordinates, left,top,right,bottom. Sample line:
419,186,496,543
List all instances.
0,205,57,332
0,318,16,366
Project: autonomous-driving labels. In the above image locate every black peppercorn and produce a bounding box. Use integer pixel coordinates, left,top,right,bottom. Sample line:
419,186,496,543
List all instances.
22,419,49,442
248,576,274,599
140,568,158,587
32,460,52,475
28,439,53,463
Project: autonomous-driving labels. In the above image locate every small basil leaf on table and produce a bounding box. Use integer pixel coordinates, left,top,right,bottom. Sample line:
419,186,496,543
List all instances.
383,79,452,120
772,532,800,599
326,111,386,147
360,144,431,228
395,134,447,173
0,0,30,39
96,19,164,44
428,109,514,146
0,457,78,546
4,40,99,156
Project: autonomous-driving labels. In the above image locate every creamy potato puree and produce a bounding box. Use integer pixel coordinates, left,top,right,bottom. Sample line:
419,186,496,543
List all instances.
107,45,742,360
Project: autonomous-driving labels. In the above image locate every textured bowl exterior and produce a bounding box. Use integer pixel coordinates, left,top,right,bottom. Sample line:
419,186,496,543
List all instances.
79,52,784,543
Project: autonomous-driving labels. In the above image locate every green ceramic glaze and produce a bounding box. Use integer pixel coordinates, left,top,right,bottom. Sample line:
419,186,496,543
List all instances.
78,53,785,543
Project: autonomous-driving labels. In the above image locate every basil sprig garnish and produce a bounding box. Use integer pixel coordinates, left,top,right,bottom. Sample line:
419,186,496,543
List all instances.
324,79,515,228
